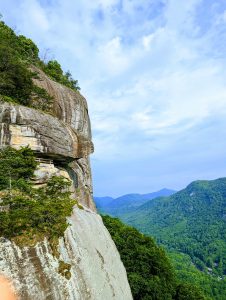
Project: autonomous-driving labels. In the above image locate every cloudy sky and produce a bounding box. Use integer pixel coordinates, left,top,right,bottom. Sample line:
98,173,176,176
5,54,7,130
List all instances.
1,0,226,196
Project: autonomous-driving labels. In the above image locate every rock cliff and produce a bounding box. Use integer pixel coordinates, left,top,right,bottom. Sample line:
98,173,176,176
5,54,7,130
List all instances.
0,207,132,300
0,71,132,299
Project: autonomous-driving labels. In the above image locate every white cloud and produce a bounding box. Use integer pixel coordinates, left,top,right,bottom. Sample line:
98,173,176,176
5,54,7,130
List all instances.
97,0,119,9
142,28,165,50
17,0,50,31
98,36,130,75
1,0,226,195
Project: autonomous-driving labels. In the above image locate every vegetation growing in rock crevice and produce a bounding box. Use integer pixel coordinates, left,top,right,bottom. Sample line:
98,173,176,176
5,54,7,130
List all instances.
102,215,207,300
58,260,72,280
0,147,76,247
0,19,80,112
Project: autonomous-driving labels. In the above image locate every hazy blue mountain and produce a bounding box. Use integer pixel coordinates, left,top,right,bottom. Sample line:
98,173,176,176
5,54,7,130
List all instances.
94,188,176,216
94,196,114,208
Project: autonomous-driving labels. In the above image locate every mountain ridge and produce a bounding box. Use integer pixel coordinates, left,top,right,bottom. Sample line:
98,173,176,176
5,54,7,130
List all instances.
116,177,226,299
94,188,176,216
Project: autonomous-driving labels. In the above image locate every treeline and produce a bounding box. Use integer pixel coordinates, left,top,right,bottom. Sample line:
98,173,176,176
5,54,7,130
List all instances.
0,19,80,111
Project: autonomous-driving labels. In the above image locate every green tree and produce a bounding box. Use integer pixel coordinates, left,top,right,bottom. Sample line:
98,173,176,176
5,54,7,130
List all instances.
44,61,80,91
0,42,52,110
0,45,34,105
44,60,63,82
175,283,206,300
0,146,37,191
0,147,76,245
17,35,39,62
64,71,80,90
0,19,80,99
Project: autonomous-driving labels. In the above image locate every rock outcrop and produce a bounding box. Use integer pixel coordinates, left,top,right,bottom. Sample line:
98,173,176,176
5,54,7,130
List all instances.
0,207,132,300
0,71,132,299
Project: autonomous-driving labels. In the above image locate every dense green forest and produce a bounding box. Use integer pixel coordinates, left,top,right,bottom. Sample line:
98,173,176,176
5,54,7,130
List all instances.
107,178,226,299
102,215,207,300
0,19,80,112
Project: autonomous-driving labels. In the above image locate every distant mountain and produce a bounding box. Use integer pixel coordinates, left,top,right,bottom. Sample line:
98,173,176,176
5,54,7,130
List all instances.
94,196,114,208
94,188,176,216
120,178,226,299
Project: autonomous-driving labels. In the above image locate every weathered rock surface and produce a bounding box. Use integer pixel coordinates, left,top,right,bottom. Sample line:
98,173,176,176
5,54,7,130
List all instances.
0,207,133,300
32,66,91,142
0,69,132,299
0,102,93,160
0,100,94,209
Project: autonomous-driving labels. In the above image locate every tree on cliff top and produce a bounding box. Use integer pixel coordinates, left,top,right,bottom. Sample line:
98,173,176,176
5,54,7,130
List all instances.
0,19,80,95
43,60,80,91
0,45,34,105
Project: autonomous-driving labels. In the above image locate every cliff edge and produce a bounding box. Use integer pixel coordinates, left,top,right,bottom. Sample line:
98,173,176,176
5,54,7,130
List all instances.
0,70,132,299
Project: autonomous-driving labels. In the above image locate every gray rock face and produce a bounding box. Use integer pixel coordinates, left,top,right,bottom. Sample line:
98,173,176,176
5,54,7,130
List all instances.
0,70,132,299
0,208,133,300
0,99,93,208
0,102,78,159
32,66,91,141
0,102,93,160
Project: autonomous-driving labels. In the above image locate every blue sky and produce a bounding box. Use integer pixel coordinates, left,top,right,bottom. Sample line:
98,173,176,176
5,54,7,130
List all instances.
1,0,226,196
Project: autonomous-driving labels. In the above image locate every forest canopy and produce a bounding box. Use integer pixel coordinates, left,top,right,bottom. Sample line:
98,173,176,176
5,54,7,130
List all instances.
102,215,207,300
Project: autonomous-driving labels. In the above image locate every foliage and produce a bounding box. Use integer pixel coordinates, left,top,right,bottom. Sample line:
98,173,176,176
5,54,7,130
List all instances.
0,147,76,246
0,21,80,112
30,85,53,111
44,60,63,82
0,19,80,110
117,178,226,299
174,283,207,300
0,21,39,63
169,252,226,300
58,260,71,280
102,215,176,299
0,44,34,105
0,146,37,191
0,176,76,244
0,41,52,110
43,60,80,91
17,35,39,62
102,215,207,300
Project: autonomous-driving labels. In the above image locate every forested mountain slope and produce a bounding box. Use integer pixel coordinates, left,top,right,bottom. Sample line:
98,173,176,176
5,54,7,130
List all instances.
120,178,226,299
102,215,207,300
124,178,226,276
